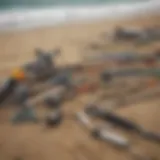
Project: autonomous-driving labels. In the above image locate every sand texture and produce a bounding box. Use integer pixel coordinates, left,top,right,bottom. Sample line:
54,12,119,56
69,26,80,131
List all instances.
0,15,160,160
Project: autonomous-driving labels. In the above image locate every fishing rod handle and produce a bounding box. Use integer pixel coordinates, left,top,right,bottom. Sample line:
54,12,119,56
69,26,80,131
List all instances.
100,111,141,132
140,130,160,143
76,112,129,148
76,112,94,130
98,129,130,148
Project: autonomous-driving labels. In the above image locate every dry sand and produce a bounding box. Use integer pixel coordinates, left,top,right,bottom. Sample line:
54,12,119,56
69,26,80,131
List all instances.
0,15,160,160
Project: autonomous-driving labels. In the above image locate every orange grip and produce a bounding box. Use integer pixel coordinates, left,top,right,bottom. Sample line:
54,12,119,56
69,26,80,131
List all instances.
76,83,98,94
11,68,26,81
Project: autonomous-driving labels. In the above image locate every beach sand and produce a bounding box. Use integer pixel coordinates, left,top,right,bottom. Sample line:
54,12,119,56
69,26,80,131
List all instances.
0,14,160,160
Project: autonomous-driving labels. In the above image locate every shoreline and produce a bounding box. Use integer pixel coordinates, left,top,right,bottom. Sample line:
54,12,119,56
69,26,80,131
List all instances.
0,13,159,35
0,0,159,33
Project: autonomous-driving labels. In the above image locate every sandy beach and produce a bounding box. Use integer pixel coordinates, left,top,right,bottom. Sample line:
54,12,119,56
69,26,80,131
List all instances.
0,14,160,160
0,14,159,77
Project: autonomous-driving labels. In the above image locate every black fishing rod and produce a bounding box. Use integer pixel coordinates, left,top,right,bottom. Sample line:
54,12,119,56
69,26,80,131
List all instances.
85,105,160,143
0,68,27,106
76,111,154,160
101,68,160,83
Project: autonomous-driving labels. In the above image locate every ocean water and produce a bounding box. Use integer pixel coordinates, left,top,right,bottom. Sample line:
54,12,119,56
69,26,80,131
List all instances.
0,0,159,31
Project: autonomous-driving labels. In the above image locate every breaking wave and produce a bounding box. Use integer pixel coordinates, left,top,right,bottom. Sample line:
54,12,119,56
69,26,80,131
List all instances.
0,0,159,32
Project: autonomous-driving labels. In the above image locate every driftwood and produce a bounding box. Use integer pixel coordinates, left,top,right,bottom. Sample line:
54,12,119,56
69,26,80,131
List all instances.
101,78,147,99
112,26,160,43
113,27,143,41
82,51,160,69
102,68,160,80
26,85,67,106
124,84,160,104
115,84,160,107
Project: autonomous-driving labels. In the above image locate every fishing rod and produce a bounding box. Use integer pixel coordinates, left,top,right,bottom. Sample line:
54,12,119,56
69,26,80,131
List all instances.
84,51,159,64
76,111,153,160
76,111,129,147
84,106,160,144
101,68,160,79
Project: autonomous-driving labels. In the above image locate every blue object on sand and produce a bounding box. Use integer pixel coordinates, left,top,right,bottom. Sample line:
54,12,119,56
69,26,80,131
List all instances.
13,84,29,105
49,70,73,87
11,104,38,124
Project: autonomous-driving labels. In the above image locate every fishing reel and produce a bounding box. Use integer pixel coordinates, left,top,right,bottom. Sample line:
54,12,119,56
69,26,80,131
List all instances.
45,110,63,127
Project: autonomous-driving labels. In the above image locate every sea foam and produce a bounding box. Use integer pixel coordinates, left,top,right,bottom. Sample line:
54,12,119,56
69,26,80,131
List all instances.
0,0,159,32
